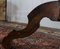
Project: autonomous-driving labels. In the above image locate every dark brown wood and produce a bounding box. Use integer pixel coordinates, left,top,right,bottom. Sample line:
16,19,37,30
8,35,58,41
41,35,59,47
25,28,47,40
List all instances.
2,0,60,49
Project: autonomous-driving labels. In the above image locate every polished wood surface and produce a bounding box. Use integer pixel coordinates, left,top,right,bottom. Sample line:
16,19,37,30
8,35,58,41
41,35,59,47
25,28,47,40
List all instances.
2,0,60,49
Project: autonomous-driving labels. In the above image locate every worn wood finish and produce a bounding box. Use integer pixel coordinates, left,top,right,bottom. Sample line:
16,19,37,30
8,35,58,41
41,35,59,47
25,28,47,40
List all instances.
2,0,60,49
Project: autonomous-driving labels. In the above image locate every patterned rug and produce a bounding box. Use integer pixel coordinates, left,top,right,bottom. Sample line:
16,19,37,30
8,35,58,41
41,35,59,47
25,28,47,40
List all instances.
0,21,60,49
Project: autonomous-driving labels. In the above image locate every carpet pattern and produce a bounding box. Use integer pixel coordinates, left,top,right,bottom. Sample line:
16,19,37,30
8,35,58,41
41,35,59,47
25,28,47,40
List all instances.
0,21,60,49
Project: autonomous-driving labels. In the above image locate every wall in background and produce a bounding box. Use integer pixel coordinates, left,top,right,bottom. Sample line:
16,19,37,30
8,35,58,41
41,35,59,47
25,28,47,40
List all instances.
0,0,6,20
7,0,60,29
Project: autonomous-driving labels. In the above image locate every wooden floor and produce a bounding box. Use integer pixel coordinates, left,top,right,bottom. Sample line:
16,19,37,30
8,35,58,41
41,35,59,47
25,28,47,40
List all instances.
0,21,60,49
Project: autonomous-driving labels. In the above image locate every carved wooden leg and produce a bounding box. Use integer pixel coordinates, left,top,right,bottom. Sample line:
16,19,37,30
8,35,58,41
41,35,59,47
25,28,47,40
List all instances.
2,1,60,49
